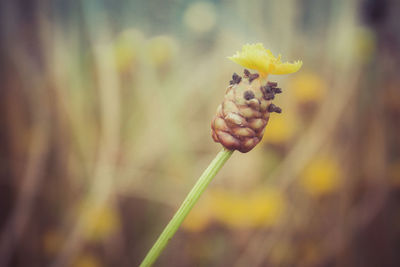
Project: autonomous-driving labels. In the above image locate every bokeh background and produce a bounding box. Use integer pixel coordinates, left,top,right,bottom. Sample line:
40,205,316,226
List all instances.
1,0,400,266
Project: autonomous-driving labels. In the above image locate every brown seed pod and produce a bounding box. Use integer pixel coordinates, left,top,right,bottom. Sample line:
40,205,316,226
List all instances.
211,69,282,153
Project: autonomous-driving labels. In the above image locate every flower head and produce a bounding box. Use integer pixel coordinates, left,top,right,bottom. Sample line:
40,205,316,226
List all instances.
229,43,302,77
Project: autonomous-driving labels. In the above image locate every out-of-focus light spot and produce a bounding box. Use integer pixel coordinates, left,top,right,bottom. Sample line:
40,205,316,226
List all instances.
289,72,327,104
80,203,120,241
300,156,341,196
146,35,178,67
183,188,286,231
247,188,286,227
73,253,102,267
263,110,298,145
183,2,217,34
211,187,286,228
114,29,145,73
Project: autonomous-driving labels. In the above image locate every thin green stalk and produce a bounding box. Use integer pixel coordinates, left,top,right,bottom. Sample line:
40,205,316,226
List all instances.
140,148,233,267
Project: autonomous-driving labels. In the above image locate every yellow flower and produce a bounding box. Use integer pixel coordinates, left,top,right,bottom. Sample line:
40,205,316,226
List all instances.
289,71,327,104
73,253,102,267
300,156,341,196
228,43,302,77
263,110,298,145
210,188,286,228
114,29,144,73
146,35,178,67
183,187,287,231
79,202,120,241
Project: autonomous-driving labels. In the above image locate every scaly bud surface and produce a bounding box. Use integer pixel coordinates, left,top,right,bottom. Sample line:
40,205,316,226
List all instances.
211,70,282,153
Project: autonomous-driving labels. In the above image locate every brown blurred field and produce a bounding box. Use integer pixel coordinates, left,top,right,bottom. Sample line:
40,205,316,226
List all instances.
1,0,400,266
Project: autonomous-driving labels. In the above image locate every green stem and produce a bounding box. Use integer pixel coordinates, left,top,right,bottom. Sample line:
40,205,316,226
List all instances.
140,148,234,267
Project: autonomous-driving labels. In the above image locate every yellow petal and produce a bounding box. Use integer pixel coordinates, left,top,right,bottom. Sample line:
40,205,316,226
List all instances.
270,60,303,75
229,43,302,76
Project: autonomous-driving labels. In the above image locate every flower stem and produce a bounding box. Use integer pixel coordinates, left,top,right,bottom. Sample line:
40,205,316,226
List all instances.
140,148,234,267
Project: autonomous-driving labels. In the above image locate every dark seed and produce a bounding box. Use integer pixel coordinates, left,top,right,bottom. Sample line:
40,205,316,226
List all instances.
243,69,259,83
233,73,241,83
229,73,242,85
261,85,274,100
272,87,282,94
244,90,255,100
265,93,275,100
267,81,278,87
268,104,282,113
248,73,259,83
263,85,272,94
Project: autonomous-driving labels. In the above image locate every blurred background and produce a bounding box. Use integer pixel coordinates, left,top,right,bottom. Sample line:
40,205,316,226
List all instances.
1,0,400,266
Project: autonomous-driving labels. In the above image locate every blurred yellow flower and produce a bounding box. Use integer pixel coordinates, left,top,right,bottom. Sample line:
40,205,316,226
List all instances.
289,71,327,104
229,43,302,77
146,35,178,67
247,188,286,227
80,203,120,241
300,156,341,196
73,253,102,267
263,110,298,145
114,29,144,73
210,188,286,228
182,188,286,230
